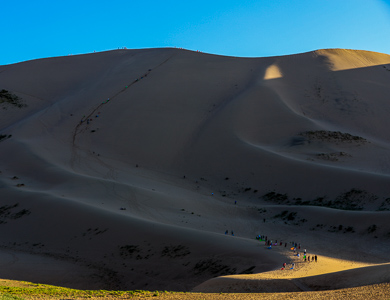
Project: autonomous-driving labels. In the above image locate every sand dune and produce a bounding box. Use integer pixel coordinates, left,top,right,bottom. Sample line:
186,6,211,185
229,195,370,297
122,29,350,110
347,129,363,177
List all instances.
193,248,390,293
1,48,390,293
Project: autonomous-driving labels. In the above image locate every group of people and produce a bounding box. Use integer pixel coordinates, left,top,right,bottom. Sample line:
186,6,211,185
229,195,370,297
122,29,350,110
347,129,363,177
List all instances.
303,254,318,262
255,235,287,249
302,248,318,262
292,245,318,262
258,236,305,250
266,240,283,248
253,235,321,270
282,244,318,269
255,235,266,241
282,262,295,270
259,240,320,270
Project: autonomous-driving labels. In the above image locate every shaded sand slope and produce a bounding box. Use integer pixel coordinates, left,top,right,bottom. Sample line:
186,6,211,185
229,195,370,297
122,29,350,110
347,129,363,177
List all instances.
0,186,282,291
1,48,390,291
2,48,390,195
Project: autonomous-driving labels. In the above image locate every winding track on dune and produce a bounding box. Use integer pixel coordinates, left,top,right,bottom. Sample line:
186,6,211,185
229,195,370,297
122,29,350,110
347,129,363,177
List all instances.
69,55,174,170
71,55,173,146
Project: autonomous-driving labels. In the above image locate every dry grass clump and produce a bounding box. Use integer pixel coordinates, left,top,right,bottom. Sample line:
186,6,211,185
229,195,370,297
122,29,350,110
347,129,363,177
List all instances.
300,130,367,143
0,89,26,109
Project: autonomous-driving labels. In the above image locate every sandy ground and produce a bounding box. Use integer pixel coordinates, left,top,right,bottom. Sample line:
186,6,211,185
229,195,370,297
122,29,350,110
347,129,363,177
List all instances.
193,244,390,293
2,278,390,300
0,48,390,296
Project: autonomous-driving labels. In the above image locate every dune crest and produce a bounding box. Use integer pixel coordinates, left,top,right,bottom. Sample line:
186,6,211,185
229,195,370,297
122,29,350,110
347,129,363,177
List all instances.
315,48,390,71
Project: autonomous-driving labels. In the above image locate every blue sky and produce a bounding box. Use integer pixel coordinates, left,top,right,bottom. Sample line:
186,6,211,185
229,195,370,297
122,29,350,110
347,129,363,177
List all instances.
1,0,390,65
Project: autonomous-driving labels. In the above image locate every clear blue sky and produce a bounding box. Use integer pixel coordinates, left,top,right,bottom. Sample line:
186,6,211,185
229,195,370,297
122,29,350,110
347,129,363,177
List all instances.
2,0,390,65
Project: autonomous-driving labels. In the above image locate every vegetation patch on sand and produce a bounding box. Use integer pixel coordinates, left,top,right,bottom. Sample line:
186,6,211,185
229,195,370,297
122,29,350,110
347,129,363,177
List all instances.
161,245,191,258
300,130,368,144
0,90,26,109
0,135,12,142
0,204,31,224
1,295,25,300
193,259,236,276
0,279,171,299
3,279,390,300
262,189,380,211
315,151,351,161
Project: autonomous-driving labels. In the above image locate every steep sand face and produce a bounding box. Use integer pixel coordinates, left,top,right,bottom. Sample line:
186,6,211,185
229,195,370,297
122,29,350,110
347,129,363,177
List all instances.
0,48,390,292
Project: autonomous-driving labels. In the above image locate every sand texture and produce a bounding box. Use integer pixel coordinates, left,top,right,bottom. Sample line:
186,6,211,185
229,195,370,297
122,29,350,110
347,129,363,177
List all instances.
0,48,390,295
